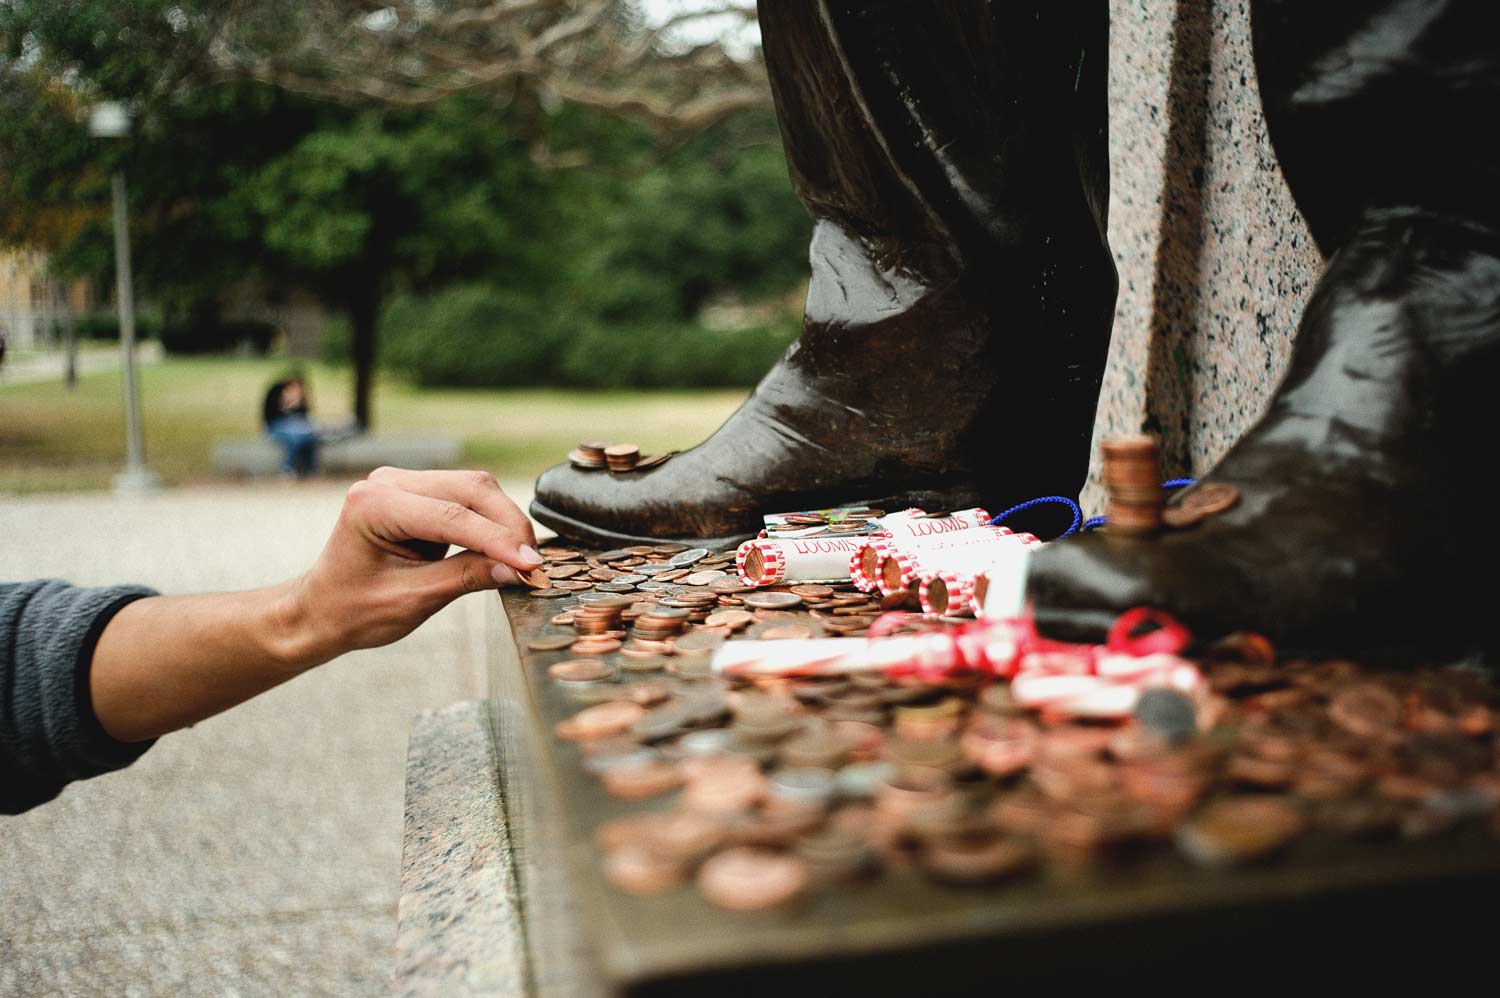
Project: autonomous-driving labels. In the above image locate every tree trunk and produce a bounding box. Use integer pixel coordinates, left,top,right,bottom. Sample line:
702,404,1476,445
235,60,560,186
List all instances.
350,295,379,431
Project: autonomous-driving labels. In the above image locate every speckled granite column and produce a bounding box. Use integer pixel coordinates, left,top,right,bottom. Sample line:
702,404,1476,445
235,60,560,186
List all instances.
1085,0,1322,513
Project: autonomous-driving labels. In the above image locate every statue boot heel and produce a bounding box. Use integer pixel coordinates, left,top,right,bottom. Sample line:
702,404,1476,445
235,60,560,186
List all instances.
1028,1,1500,662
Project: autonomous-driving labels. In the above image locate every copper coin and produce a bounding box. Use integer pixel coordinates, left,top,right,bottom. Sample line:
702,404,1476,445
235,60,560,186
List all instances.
1176,796,1306,865
710,578,753,594
703,609,754,630
742,592,803,610
1328,682,1402,739
788,584,835,598
543,564,585,579
604,443,639,460
572,637,623,656
924,834,1035,885
527,634,578,652
552,580,594,591
550,612,576,626
556,701,646,741
634,453,674,470
760,624,813,641
674,629,728,653
539,546,579,560
602,760,684,800
602,846,683,895
697,848,809,912
681,570,729,587
1163,482,1241,528
549,658,613,682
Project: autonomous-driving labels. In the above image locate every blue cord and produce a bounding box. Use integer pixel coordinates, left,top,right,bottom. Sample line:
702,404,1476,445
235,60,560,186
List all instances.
1080,478,1197,531
988,496,1084,539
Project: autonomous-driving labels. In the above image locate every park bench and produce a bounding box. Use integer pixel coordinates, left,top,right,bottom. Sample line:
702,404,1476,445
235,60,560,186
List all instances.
212,433,462,477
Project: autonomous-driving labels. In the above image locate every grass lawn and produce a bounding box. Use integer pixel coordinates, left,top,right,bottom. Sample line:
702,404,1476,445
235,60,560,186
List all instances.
0,355,748,493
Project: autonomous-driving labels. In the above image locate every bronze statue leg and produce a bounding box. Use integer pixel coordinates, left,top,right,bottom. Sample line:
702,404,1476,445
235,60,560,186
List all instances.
530,0,1116,548
1028,0,1500,662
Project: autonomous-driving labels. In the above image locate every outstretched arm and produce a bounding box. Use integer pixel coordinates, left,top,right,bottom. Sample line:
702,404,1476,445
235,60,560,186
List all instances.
89,468,541,743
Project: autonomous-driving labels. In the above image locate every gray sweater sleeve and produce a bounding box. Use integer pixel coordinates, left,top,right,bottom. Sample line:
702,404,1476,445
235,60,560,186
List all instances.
2,579,159,814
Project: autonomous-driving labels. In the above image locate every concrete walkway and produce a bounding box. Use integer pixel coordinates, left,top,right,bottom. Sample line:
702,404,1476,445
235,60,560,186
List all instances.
0,478,536,996
0,341,164,386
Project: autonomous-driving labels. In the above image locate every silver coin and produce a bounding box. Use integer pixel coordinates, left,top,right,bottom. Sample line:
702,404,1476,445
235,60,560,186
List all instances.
741,591,804,609
667,548,710,567
610,574,648,585
595,582,638,593
636,581,682,592
635,564,677,576
527,588,572,599
638,606,691,619
576,592,634,607
596,549,633,562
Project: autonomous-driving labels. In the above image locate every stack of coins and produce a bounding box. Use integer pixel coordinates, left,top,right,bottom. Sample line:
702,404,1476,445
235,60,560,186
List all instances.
605,444,640,472
573,599,627,635
569,440,608,470
1101,434,1164,536
633,607,690,641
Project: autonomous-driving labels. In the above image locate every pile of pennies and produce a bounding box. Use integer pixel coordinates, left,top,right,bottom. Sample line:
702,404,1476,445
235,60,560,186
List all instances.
518,544,1500,913
568,440,673,474
1101,434,1241,533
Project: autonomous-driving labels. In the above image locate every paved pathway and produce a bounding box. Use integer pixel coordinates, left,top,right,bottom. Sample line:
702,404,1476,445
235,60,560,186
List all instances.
0,478,537,996
0,341,164,386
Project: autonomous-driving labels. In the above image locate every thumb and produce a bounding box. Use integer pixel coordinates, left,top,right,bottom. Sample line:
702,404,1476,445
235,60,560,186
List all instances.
426,550,521,601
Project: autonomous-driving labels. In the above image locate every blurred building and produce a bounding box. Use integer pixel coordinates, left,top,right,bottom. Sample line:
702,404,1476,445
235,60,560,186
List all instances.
0,248,92,349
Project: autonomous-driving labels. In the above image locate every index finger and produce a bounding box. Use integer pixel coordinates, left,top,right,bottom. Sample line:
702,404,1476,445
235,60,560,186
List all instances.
355,482,535,570
366,467,537,550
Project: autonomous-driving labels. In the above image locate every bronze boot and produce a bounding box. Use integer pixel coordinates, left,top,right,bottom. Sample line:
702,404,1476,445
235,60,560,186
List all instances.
530,1,1117,549
1028,0,1500,662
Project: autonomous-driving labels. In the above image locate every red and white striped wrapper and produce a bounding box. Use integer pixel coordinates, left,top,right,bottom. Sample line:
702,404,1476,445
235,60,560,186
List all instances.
847,507,991,592
916,568,978,617
736,534,875,587
876,525,1039,596
914,534,1046,616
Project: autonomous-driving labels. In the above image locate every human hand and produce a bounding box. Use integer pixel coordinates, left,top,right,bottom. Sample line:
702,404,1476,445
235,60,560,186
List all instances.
280,467,543,666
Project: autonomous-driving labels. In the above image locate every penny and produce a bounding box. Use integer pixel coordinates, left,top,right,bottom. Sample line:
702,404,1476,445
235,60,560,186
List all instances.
710,578,753,594
596,549,633,562
651,543,688,555
1329,683,1402,739
602,846,683,895
924,834,1035,885
572,637,623,656
602,760,683,800
527,587,570,599
1163,482,1241,528
620,654,670,673
1175,796,1306,865
544,564,585,579
703,609,754,630
549,659,613,682
742,592,804,610
556,701,647,741
674,630,728,652
634,453,674,470
697,848,809,912
527,635,578,652
760,624,813,640
788,584,835,598
550,612,576,626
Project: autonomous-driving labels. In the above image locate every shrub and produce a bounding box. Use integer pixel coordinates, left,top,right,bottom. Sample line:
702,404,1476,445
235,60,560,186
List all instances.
372,283,799,389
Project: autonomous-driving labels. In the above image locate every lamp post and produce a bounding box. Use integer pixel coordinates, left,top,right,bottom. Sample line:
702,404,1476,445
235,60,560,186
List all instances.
88,101,159,494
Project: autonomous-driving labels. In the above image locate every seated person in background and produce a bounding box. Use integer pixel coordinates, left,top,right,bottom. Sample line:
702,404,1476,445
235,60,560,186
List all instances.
262,374,319,477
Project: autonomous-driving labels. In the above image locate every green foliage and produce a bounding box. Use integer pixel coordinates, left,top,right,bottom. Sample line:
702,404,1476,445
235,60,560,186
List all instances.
3,2,812,394
375,282,799,389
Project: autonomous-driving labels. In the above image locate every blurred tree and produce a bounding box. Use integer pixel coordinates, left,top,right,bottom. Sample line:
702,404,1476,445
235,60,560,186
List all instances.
210,1,770,137
2,0,806,412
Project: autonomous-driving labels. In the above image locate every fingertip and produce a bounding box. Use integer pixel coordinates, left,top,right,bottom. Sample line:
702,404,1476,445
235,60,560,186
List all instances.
518,544,543,568
491,562,522,587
